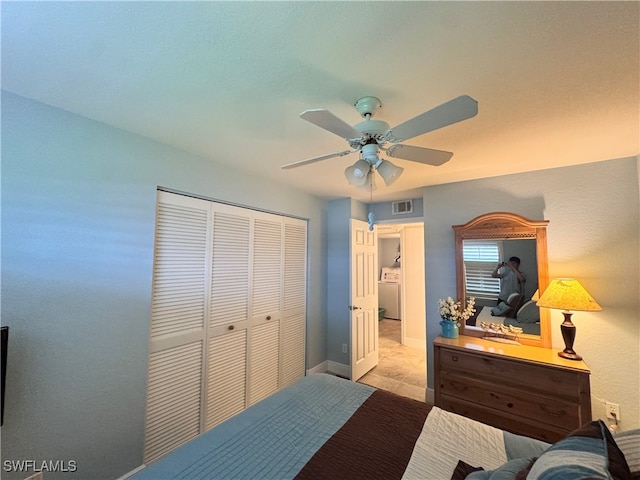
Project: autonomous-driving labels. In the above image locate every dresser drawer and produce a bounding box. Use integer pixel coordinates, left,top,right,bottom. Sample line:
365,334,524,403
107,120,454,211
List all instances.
434,337,592,441
439,395,568,443
439,347,582,400
439,371,581,431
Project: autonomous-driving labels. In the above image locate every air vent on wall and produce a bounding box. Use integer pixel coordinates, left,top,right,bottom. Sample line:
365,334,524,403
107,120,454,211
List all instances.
391,200,413,215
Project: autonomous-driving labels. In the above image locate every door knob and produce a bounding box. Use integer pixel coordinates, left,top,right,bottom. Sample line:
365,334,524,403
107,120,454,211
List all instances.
348,305,362,311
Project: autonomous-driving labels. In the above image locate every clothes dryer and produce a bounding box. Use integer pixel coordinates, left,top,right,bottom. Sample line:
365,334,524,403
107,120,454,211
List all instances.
378,267,401,320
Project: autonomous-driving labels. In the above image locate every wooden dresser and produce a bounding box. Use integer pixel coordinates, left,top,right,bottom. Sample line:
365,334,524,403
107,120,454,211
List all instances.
434,335,591,443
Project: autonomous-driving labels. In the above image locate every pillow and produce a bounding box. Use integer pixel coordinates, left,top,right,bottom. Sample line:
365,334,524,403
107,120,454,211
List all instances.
527,420,632,480
450,460,484,480
503,430,550,459
465,457,535,479
614,429,640,479
507,292,520,304
507,294,524,317
515,300,540,324
491,301,511,316
491,294,523,318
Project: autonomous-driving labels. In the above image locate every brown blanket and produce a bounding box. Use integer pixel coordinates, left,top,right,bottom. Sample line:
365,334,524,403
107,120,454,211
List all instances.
295,389,432,480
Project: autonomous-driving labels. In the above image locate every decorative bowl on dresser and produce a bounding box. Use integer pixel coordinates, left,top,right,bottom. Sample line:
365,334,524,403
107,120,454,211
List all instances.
434,335,591,443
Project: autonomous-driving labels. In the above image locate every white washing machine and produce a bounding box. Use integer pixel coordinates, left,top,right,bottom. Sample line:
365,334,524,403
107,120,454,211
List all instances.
378,267,401,320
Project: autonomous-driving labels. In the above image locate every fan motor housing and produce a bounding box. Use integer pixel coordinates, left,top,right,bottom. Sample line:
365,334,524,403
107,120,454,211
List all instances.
354,96,382,117
354,119,389,136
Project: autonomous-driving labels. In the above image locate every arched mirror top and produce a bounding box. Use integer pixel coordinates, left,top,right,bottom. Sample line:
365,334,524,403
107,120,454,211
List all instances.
453,212,551,348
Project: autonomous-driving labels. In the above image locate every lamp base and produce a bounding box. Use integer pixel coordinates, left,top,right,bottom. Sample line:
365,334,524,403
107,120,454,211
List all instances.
559,312,582,361
558,350,583,361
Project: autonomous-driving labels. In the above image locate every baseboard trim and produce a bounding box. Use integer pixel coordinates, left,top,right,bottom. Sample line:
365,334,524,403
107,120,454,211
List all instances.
306,361,328,375
403,336,426,350
326,360,350,379
426,387,435,404
308,361,427,399
117,464,146,480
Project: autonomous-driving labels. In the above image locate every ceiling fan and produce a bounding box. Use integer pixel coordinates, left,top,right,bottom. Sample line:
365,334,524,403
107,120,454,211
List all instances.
281,95,478,188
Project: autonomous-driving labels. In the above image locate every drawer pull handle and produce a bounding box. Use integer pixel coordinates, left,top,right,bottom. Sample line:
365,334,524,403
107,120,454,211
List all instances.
266,315,272,320
541,405,563,418
228,325,235,330
451,356,458,362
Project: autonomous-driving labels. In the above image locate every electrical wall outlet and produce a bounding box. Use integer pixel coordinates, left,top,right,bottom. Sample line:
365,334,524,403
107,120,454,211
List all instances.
605,401,621,421
342,344,347,354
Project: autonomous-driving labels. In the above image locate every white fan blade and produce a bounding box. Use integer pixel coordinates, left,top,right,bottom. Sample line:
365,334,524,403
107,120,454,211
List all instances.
300,109,363,140
384,95,478,143
385,144,453,166
281,149,355,170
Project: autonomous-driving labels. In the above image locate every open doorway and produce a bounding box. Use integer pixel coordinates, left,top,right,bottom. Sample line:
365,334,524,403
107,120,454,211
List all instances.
358,222,427,402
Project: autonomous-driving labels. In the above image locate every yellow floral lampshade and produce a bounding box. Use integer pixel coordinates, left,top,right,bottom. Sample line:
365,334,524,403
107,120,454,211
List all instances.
536,278,601,361
537,279,602,312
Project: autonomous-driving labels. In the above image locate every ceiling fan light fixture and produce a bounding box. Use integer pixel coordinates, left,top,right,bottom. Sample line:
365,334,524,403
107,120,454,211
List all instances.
289,94,476,190
358,171,377,191
361,143,379,162
344,159,371,186
376,159,404,186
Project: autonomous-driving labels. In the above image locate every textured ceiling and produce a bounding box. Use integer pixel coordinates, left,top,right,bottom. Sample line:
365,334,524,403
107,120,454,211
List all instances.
2,1,638,202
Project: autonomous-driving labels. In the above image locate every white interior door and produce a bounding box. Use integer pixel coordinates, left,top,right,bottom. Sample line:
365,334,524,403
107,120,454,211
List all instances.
350,219,378,381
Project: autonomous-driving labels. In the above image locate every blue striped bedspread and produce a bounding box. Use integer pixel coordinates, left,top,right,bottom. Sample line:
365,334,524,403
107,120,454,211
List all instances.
131,374,375,480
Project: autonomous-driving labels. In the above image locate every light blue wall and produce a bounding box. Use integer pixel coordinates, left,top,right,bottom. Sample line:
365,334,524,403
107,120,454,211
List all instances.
325,198,368,365
423,157,640,427
325,199,351,365
379,238,401,270
1,92,328,479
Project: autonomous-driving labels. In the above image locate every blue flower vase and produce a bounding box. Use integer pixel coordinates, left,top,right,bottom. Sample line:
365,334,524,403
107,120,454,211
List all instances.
440,319,460,339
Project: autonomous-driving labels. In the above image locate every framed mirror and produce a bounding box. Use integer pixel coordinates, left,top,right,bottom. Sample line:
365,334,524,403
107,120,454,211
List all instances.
453,212,551,348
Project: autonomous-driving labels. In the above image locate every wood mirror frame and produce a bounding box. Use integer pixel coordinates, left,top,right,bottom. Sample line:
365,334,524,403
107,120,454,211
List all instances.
453,212,551,348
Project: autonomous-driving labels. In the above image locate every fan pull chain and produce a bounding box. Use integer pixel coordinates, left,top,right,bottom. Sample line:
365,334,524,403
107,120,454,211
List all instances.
368,167,375,231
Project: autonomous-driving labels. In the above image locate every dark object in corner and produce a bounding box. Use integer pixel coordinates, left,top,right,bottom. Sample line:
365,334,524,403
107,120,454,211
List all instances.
1,326,8,426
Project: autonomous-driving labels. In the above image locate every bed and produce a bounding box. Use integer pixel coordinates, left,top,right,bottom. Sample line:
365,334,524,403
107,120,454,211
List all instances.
131,373,638,480
471,296,541,336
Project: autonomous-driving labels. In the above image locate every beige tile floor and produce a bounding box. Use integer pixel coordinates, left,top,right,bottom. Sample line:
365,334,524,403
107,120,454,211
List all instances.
357,319,427,402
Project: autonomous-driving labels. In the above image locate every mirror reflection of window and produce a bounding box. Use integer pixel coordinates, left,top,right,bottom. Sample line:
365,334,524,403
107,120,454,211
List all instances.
462,240,501,300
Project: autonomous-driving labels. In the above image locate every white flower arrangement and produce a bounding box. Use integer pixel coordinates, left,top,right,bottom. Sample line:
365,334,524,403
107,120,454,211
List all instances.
438,296,476,324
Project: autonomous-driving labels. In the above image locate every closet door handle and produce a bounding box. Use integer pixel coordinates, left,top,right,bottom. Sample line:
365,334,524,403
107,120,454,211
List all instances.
228,325,235,331
266,315,272,320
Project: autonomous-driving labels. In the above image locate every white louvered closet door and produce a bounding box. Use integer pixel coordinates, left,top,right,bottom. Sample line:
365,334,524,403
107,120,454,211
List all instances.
145,191,308,461
281,218,307,388
144,192,211,464
205,205,251,430
205,329,247,429
248,213,282,405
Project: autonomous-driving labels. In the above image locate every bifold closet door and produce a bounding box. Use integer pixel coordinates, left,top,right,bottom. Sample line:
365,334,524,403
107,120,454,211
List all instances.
248,213,283,405
205,327,247,430
205,205,251,429
144,192,308,461
144,192,211,464
281,219,307,387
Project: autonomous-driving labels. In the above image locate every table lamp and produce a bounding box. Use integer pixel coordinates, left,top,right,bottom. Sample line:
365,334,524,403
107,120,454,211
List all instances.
536,278,601,361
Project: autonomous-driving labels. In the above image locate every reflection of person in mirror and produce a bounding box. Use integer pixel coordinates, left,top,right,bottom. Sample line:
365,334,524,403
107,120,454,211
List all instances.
492,256,525,304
